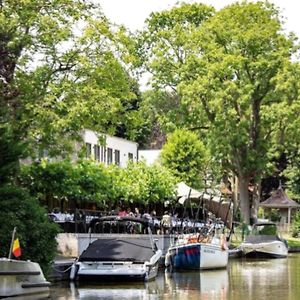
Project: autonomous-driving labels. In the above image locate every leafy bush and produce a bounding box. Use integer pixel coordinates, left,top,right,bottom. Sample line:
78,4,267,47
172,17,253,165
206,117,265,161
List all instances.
0,185,59,275
291,210,300,238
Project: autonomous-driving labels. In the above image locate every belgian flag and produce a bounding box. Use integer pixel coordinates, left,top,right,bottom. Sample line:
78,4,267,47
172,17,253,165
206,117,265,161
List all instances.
12,238,21,258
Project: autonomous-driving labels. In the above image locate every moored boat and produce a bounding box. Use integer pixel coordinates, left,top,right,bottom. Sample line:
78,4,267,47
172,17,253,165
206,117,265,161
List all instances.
0,227,50,298
239,222,288,258
0,258,50,298
165,223,229,270
70,216,162,282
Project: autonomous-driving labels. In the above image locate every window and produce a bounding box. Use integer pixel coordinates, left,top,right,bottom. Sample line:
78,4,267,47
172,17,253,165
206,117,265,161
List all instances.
115,150,120,166
86,143,92,158
94,145,100,161
107,148,113,165
128,152,133,161
101,146,105,162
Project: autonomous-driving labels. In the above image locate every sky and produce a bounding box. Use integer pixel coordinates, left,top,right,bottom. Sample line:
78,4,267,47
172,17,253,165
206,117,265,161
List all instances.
98,0,300,38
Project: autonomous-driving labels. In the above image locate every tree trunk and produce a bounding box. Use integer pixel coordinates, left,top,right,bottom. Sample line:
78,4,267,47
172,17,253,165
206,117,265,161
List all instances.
251,182,261,224
238,176,250,224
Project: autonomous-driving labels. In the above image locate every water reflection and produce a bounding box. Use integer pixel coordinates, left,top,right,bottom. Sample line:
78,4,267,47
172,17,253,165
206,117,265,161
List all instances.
50,254,300,300
50,269,228,300
51,281,160,300
228,255,300,300
164,270,228,299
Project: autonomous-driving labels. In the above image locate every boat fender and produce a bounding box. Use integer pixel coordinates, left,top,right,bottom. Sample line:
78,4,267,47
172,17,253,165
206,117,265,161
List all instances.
165,252,172,267
70,263,79,281
165,251,174,272
220,234,228,251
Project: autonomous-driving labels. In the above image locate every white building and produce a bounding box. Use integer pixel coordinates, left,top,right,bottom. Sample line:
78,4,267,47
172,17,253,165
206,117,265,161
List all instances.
138,149,161,165
81,129,138,168
22,129,138,168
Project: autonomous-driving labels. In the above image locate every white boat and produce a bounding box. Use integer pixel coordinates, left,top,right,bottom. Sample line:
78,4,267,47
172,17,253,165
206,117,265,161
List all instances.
70,216,162,282
239,222,288,258
0,258,50,298
165,224,228,270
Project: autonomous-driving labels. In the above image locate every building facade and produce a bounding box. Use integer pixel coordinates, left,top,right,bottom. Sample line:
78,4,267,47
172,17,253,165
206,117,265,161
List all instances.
81,129,138,168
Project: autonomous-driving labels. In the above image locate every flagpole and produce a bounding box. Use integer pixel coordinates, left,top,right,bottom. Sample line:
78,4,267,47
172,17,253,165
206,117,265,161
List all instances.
8,227,17,260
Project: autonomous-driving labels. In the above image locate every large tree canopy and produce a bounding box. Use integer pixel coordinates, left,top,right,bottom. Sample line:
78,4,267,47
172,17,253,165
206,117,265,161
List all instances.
142,1,300,223
0,0,142,159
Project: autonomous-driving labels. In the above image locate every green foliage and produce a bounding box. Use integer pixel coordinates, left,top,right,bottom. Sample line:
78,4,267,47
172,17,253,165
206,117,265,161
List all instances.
141,1,300,223
21,159,111,208
115,160,177,204
0,185,59,275
291,211,300,238
255,224,277,235
161,129,208,189
0,127,27,183
0,0,142,160
20,159,177,208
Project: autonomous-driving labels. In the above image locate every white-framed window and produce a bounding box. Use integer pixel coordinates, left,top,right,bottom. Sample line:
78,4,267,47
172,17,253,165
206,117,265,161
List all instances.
101,146,105,162
107,148,113,165
86,143,92,158
128,152,133,161
94,145,100,161
115,150,120,166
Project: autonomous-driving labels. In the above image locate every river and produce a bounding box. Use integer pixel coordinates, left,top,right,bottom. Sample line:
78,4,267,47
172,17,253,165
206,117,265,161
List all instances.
49,253,300,299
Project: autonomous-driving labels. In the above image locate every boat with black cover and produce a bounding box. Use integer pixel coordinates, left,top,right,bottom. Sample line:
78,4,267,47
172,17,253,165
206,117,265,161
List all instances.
70,216,162,282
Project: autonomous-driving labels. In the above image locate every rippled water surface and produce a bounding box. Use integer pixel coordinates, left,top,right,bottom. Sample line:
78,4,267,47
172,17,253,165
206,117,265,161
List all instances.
49,253,300,300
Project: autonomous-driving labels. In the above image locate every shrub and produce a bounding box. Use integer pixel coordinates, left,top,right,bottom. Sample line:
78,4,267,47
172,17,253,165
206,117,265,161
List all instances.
0,185,59,275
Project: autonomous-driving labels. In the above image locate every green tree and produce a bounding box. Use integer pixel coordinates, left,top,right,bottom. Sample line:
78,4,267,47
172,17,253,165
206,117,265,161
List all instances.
0,126,59,274
0,185,59,275
142,2,299,223
161,129,208,189
21,159,111,209
114,160,176,205
0,0,141,161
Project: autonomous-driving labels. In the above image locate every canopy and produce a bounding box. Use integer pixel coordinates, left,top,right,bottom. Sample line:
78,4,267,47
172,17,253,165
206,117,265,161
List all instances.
175,182,232,228
259,186,300,227
260,187,300,208
176,182,202,204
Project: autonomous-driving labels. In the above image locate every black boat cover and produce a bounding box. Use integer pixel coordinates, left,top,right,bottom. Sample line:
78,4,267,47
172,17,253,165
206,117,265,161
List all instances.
79,237,155,263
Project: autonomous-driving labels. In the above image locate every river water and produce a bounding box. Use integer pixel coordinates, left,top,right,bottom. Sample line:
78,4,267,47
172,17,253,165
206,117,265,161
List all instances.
49,253,300,300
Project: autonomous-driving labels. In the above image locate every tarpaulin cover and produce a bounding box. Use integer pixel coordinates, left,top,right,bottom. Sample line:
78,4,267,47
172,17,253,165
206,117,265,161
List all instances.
79,237,155,263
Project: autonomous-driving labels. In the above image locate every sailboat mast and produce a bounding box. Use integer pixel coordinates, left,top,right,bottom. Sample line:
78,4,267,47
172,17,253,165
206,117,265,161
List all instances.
8,227,17,259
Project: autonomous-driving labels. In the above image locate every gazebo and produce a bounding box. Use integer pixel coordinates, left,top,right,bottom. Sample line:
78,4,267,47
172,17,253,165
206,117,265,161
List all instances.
259,186,300,228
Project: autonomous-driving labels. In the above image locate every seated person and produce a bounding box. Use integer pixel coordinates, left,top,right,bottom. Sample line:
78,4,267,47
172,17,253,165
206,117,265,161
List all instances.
161,211,172,234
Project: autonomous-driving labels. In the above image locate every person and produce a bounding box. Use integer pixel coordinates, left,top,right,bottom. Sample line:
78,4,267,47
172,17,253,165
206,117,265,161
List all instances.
134,207,141,218
127,207,134,217
118,207,128,217
161,211,172,234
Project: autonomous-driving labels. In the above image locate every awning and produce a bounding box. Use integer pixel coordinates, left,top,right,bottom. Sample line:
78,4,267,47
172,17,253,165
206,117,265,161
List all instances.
175,182,233,228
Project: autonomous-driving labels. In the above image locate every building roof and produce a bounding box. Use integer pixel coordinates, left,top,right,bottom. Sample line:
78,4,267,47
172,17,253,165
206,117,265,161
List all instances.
260,187,300,208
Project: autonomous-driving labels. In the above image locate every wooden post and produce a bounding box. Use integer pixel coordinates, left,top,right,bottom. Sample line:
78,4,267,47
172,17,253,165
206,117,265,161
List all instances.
288,207,291,233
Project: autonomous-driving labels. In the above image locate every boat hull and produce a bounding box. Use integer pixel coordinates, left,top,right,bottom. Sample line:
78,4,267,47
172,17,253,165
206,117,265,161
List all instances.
240,240,288,258
165,243,228,270
71,250,162,282
0,258,50,298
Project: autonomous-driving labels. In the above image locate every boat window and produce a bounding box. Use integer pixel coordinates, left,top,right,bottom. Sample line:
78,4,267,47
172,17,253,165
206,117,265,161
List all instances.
254,224,277,235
